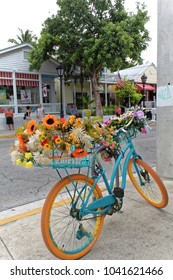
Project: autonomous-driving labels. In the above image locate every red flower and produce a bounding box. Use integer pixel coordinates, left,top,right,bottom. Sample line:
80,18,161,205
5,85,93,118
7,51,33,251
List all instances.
41,139,49,146
60,118,66,123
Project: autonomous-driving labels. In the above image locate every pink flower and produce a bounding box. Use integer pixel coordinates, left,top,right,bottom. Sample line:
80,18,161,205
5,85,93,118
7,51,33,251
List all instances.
104,157,111,162
141,127,147,134
136,110,144,119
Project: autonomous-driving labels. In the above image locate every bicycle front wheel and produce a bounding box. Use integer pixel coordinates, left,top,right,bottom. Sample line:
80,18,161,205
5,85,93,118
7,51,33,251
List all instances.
128,158,168,208
41,174,104,260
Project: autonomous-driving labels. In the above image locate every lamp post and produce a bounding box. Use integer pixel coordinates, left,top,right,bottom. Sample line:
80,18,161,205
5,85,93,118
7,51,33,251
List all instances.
56,65,64,118
141,73,147,107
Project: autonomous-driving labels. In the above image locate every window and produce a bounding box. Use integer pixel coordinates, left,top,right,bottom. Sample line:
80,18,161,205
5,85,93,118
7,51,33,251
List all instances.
23,51,29,61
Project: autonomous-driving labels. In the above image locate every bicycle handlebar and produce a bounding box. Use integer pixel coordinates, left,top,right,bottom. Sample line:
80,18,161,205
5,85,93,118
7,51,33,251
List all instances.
115,95,145,135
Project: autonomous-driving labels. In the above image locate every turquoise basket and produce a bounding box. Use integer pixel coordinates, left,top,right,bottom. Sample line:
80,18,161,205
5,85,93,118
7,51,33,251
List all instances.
113,127,137,144
37,152,92,169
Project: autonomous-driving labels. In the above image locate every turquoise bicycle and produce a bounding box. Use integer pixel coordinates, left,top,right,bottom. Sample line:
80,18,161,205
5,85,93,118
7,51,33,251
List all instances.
41,114,168,260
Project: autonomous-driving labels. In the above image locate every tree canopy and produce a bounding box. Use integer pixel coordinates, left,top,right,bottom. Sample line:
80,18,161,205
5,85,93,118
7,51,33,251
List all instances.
8,28,37,45
29,0,150,116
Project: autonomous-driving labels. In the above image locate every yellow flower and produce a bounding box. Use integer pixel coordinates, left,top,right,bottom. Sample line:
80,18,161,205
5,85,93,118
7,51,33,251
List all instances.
75,118,82,127
39,132,46,141
54,137,62,145
25,161,33,168
42,114,58,129
25,152,32,159
44,143,51,150
65,142,72,151
16,159,22,166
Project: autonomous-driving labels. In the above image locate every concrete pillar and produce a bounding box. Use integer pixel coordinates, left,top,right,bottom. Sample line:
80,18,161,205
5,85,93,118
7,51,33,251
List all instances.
157,0,173,178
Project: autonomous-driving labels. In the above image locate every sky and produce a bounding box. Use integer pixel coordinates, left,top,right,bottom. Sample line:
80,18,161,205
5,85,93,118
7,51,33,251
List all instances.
0,0,157,65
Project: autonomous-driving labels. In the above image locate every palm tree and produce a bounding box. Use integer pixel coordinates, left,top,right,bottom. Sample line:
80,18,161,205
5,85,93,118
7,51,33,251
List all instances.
8,28,37,45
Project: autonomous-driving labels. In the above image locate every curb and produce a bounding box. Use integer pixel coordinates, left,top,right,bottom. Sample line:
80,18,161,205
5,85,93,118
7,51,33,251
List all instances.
0,134,16,139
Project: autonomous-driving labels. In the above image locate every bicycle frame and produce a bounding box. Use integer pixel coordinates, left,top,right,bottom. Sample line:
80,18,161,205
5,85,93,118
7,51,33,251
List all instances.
78,132,142,218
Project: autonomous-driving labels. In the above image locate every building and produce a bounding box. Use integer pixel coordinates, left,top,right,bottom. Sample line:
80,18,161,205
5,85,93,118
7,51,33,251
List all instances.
0,43,60,122
99,62,157,108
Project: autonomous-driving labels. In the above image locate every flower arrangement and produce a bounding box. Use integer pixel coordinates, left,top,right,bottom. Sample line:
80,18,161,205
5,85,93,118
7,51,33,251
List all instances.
10,110,149,168
95,110,149,162
10,114,98,168
104,110,148,134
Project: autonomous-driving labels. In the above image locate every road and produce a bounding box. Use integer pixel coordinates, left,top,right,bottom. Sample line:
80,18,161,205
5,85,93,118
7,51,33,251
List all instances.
0,126,156,212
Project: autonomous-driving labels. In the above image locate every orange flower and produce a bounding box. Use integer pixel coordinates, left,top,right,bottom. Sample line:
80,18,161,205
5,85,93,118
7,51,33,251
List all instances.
75,118,82,127
42,114,58,129
17,134,27,152
71,149,88,158
27,120,37,135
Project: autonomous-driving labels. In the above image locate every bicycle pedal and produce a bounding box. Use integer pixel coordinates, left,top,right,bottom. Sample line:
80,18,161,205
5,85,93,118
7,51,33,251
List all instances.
113,187,124,198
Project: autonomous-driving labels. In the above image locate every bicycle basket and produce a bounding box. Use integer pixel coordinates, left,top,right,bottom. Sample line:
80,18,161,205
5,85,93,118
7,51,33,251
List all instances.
113,127,137,144
37,149,92,169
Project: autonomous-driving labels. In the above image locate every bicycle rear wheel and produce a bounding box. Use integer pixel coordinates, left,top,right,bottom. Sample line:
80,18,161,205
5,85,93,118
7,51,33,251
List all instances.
41,174,104,260
128,158,168,208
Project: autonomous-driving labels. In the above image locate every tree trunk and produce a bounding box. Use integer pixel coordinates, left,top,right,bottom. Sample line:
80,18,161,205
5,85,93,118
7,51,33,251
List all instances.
91,72,103,118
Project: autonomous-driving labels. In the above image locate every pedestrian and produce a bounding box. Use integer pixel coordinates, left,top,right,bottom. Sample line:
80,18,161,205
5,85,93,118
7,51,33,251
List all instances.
36,104,45,122
71,103,79,117
5,107,14,130
115,106,121,117
23,106,31,120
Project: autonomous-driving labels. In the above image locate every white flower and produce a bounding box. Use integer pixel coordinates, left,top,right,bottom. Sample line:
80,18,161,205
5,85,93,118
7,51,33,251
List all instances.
33,150,52,165
70,127,93,149
26,130,41,151
10,150,24,164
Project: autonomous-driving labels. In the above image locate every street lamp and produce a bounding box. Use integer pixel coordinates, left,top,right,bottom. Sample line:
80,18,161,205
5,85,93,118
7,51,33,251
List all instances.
56,65,64,118
141,73,147,107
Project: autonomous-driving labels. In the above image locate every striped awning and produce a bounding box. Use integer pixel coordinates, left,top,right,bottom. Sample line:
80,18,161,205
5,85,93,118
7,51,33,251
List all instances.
0,71,13,86
0,71,39,87
0,79,13,86
16,80,39,87
16,73,39,87
137,83,156,91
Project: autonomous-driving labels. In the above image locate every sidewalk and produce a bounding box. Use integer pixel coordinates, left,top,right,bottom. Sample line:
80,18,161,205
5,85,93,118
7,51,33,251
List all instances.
0,178,173,260
0,129,16,139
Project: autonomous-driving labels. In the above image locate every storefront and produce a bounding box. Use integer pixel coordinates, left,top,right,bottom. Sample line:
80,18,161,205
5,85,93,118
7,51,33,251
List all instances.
0,43,60,117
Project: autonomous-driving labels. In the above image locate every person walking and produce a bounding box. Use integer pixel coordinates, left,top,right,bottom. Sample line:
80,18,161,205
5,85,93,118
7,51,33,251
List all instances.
36,104,45,122
23,106,31,120
5,107,14,130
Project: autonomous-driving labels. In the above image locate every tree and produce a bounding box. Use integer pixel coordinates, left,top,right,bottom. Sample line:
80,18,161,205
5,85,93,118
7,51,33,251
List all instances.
29,0,150,117
8,28,37,45
115,80,142,108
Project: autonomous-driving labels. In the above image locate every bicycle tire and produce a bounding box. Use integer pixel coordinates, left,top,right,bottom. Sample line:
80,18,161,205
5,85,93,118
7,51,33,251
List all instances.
128,158,168,208
41,174,104,260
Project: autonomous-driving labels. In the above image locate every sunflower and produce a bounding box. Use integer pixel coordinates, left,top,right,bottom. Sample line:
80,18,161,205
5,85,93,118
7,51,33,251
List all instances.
27,120,37,135
54,137,63,145
42,114,58,129
43,143,51,150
